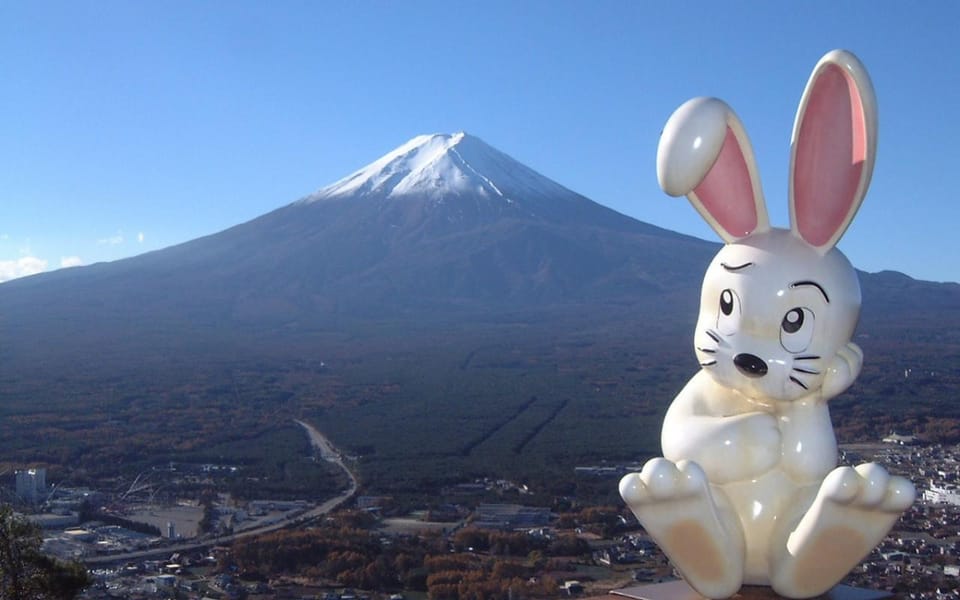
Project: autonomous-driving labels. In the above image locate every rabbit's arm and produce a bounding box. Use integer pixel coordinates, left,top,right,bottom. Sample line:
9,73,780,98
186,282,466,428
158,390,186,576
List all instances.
820,343,863,401
661,372,781,483
762,345,857,483
777,398,838,484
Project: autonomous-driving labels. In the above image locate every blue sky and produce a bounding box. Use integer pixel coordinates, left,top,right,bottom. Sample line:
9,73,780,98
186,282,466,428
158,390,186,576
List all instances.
2,1,958,283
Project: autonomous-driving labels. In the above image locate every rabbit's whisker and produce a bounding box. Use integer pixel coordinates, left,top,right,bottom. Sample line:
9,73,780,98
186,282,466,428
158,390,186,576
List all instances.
794,355,821,361
792,366,820,375
700,360,717,367
697,347,716,354
789,376,809,390
705,330,722,344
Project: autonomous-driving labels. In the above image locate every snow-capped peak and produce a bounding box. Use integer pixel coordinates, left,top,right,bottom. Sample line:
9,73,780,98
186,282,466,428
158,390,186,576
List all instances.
305,132,579,205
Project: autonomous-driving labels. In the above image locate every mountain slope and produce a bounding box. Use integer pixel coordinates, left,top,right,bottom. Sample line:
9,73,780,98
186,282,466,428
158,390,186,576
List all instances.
0,134,716,341
3,132,957,352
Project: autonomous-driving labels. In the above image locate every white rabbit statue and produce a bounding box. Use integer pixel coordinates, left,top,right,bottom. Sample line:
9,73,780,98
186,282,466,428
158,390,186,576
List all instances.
619,50,915,599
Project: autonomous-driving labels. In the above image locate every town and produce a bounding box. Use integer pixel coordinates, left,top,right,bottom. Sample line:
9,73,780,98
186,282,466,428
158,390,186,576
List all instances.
6,429,960,600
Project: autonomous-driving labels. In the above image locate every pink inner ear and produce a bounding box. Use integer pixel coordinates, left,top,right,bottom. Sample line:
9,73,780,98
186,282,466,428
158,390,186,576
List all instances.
693,126,757,239
794,64,866,248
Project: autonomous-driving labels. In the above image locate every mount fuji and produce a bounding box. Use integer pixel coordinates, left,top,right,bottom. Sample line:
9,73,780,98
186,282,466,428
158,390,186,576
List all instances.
0,132,953,374
0,133,714,345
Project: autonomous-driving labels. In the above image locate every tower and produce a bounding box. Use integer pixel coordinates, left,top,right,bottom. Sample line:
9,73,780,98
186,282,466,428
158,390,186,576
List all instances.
14,468,47,504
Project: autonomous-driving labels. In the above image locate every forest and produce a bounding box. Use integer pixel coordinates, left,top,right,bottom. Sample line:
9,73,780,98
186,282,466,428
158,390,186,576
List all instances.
222,507,619,600
0,283,957,505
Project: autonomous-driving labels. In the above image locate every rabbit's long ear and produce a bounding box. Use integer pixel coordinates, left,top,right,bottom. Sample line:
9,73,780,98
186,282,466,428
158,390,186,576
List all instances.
657,97,769,243
790,50,877,253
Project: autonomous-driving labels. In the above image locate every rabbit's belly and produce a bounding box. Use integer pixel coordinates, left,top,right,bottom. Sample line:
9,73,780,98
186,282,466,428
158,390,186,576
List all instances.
719,469,815,584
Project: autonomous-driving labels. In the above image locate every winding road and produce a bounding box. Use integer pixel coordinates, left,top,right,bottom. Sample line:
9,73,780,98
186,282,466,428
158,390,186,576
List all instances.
84,420,358,566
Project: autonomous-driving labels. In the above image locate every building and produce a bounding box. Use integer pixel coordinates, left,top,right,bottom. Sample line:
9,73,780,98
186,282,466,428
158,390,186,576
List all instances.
883,433,918,446
15,468,47,504
923,483,960,506
27,512,79,529
472,504,552,530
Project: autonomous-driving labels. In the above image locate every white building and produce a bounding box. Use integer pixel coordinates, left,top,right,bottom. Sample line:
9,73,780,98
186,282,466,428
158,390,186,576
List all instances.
15,468,47,504
883,433,918,445
923,483,960,506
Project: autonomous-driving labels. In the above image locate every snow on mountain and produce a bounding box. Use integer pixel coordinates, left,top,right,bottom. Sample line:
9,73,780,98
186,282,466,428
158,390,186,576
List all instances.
304,132,581,206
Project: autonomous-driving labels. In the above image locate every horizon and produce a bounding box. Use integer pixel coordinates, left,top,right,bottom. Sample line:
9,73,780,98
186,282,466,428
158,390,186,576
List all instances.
3,1,959,284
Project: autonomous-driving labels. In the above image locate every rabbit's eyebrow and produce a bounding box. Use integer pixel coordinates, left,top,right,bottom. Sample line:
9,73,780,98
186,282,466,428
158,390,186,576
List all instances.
790,280,830,303
721,262,754,272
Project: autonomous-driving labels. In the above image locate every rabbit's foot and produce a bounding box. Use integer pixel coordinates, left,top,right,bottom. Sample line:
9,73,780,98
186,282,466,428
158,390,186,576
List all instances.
620,458,744,599
769,463,915,598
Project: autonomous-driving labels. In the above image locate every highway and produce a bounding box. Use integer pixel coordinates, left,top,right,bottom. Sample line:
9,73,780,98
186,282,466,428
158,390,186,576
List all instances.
84,420,358,566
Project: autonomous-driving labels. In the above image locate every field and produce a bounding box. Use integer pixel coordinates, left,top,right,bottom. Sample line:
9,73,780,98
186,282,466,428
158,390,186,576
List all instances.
128,504,203,538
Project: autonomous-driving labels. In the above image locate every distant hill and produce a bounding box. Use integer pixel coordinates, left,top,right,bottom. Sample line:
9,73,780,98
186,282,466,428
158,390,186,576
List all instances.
0,132,957,494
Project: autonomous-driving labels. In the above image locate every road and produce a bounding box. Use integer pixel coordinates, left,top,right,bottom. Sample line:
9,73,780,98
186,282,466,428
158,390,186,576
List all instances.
296,419,341,461
84,420,358,566
294,419,359,514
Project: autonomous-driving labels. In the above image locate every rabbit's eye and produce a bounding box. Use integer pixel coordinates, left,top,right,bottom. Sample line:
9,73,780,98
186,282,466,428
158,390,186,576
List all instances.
782,308,804,333
780,307,815,352
720,289,735,315
717,289,741,335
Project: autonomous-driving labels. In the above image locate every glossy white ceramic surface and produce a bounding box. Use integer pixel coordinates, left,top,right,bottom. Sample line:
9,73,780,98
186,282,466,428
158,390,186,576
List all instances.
620,50,914,599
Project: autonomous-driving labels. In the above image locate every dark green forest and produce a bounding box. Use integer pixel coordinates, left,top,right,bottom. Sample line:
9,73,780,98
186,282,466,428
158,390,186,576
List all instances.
1,293,957,503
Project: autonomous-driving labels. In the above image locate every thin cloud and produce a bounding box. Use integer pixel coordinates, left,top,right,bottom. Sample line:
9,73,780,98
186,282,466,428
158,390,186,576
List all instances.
137,232,145,243
60,256,84,268
98,232,124,246
0,256,47,283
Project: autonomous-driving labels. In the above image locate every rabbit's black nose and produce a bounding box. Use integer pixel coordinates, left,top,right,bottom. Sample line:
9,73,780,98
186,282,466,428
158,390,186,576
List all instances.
734,353,768,377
